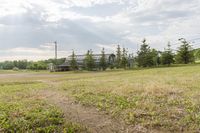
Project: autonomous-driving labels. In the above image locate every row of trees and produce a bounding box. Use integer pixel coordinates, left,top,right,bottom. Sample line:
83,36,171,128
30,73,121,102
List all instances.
0,38,196,71
0,60,29,70
0,58,65,70
135,38,194,67
69,46,132,71
138,38,194,67
69,38,195,71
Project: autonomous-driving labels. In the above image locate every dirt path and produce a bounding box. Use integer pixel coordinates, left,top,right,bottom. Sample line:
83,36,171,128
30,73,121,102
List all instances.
1,73,149,132
37,88,138,133
32,79,148,133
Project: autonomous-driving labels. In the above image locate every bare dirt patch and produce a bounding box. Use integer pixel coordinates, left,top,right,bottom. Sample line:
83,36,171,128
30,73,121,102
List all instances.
36,89,140,133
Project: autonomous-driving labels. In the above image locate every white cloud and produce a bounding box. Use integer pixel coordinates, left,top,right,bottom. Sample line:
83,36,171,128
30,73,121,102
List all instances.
9,47,44,54
96,43,116,51
0,55,51,61
0,0,200,61
40,43,54,50
0,45,70,61
0,0,27,17
68,0,123,8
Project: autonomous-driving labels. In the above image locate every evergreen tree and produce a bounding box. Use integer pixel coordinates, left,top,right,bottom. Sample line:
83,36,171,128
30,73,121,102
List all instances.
151,49,160,66
108,54,115,69
127,54,134,69
161,43,174,66
84,50,90,70
136,39,154,67
121,48,128,69
115,45,121,68
84,50,95,71
70,50,78,70
99,48,107,71
175,38,194,64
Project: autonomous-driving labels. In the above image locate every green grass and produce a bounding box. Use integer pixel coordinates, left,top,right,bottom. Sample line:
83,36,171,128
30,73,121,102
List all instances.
0,70,19,74
0,81,87,133
196,60,200,63
1,65,200,132
60,65,200,132
0,69,51,75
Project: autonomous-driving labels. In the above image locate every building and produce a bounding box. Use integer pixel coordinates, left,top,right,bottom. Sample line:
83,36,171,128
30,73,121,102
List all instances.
56,54,116,71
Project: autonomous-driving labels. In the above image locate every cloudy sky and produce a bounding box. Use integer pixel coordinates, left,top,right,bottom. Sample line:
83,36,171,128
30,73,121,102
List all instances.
0,0,200,61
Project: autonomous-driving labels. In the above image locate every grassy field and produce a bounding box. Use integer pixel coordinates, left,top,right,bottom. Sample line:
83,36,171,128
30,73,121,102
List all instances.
1,65,200,132
0,74,87,132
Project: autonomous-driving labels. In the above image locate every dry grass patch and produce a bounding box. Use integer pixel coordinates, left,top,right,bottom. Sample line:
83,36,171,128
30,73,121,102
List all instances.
61,65,200,132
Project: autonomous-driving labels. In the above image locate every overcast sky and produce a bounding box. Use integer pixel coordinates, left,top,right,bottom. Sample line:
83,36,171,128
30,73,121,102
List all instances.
0,0,200,61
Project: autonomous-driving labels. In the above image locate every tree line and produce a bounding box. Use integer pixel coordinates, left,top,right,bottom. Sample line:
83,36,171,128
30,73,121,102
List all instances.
0,58,65,70
0,38,197,71
69,38,196,71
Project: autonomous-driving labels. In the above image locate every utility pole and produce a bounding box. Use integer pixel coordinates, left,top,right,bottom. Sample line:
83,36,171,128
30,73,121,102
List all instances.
55,41,57,65
55,41,57,59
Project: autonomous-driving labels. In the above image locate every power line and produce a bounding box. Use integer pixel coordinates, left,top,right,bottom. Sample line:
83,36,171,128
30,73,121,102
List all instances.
171,37,200,47
192,43,200,47
131,37,200,54
170,42,200,52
